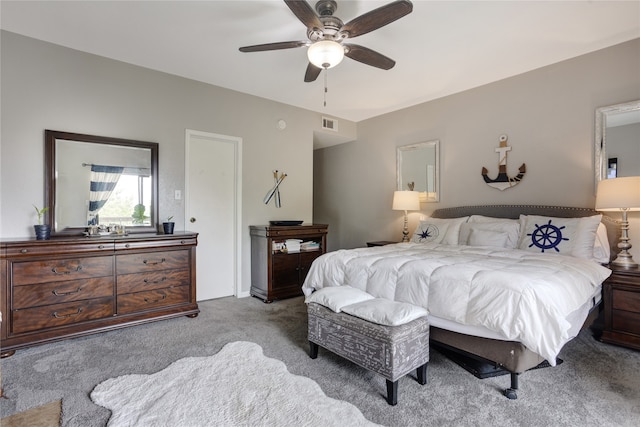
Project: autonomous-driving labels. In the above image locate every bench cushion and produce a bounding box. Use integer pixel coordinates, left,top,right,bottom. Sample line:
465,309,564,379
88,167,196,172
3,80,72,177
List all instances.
341,298,428,326
304,286,374,312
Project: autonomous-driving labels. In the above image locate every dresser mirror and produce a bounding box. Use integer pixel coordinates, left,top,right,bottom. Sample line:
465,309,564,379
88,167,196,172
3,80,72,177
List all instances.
45,130,159,235
595,100,640,188
397,140,439,202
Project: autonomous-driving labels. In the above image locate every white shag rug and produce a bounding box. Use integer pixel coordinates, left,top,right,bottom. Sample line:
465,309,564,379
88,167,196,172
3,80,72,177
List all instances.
91,341,379,427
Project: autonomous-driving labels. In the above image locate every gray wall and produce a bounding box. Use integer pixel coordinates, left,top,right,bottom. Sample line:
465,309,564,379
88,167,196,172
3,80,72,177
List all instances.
314,39,640,261
0,31,356,296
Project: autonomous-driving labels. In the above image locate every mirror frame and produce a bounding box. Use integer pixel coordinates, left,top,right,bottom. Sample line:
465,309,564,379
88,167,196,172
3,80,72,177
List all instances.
595,100,640,189
45,130,159,235
397,140,440,202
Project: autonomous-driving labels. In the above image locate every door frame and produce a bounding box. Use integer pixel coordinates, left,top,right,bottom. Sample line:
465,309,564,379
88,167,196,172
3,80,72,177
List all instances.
184,129,243,298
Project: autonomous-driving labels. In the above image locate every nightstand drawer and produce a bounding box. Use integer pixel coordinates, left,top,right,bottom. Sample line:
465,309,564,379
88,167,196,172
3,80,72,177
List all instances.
613,289,640,314
612,310,640,335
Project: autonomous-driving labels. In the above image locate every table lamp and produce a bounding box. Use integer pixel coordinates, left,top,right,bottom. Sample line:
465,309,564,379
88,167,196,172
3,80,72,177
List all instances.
392,191,420,242
595,176,640,268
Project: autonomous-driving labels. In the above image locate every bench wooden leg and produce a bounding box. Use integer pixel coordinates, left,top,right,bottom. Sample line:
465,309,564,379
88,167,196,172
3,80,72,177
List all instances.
417,362,428,385
309,341,319,359
386,379,398,406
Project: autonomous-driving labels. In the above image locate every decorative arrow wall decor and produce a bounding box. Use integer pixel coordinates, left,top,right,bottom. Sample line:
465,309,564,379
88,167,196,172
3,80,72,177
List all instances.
481,134,526,191
264,170,287,207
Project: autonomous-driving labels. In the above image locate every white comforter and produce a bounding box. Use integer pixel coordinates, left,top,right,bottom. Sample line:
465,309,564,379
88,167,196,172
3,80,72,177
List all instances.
302,243,612,364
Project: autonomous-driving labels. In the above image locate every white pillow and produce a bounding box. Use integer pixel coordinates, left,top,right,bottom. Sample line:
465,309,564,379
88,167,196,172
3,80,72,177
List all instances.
341,298,428,326
305,286,374,312
459,217,521,248
593,222,611,264
467,228,510,248
517,214,601,259
411,217,469,245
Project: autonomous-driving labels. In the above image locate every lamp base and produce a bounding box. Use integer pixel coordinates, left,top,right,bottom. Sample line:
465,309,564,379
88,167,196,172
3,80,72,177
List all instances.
401,210,410,242
611,253,638,269
611,209,638,269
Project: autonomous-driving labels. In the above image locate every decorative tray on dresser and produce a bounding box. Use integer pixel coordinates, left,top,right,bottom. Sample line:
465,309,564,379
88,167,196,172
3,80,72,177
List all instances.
601,266,640,351
0,232,199,357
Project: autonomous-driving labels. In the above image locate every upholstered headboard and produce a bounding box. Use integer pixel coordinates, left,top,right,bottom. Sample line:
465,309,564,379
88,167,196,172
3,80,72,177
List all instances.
431,205,620,263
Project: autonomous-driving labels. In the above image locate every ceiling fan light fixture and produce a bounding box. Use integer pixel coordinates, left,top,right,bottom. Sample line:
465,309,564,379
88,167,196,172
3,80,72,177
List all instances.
307,40,344,69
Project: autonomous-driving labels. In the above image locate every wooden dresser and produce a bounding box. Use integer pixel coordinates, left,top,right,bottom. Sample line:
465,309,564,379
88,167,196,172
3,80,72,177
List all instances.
250,224,328,303
1,232,198,356
601,266,640,351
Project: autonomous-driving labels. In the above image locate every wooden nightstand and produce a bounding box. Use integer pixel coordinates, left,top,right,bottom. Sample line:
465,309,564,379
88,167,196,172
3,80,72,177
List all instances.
601,266,640,351
366,241,398,247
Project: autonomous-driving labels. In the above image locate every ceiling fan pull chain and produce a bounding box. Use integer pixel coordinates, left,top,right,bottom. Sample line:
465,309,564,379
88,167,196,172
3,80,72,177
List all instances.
324,68,328,107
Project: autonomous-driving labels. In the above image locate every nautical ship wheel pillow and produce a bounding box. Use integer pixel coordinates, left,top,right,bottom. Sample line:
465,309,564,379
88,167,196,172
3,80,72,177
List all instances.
517,214,602,260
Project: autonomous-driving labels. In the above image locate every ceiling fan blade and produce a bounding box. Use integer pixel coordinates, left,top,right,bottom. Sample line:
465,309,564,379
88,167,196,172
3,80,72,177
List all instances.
344,44,395,70
304,63,322,82
284,0,323,30
341,0,413,38
239,41,308,53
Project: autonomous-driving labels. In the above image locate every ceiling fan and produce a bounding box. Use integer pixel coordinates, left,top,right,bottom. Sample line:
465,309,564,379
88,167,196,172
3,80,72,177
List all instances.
239,0,413,83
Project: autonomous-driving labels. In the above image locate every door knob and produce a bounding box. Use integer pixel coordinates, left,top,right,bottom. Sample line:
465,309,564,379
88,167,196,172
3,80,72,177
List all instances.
190,217,196,223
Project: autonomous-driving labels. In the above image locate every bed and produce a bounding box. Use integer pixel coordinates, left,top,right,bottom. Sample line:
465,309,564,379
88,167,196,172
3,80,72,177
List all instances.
302,205,618,399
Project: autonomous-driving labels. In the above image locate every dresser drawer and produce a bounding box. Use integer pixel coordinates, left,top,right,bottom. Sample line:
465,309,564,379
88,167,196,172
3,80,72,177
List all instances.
117,285,190,314
114,237,197,251
116,250,189,274
13,277,114,309
12,297,114,334
612,289,640,314
12,256,113,286
117,269,190,294
3,241,114,257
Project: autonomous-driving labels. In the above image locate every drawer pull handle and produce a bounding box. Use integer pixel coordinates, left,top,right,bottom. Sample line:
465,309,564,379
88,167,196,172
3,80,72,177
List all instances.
143,258,166,266
144,293,167,304
98,245,105,249
51,265,83,275
53,308,83,319
20,249,28,253
52,287,82,296
143,277,167,284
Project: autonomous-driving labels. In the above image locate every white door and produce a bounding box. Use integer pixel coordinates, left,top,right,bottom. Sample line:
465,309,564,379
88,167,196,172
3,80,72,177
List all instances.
185,130,241,301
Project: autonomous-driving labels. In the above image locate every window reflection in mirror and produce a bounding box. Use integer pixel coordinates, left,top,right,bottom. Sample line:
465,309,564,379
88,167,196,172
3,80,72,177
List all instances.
55,140,152,229
397,140,439,202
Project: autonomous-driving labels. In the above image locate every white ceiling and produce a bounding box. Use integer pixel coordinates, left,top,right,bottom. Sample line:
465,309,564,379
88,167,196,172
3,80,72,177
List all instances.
1,1,639,123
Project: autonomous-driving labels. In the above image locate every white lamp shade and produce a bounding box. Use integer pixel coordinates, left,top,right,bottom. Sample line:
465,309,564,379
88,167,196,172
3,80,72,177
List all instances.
596,176,640,211
392,191,420,211
307,40,344,69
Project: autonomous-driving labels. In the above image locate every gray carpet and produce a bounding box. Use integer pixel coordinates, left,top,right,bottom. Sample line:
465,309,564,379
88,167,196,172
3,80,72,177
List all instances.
1,296,638,427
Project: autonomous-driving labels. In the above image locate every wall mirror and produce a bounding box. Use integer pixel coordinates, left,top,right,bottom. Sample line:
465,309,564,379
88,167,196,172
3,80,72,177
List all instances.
397,140,439,202
45,130,159,235
595,100,640,188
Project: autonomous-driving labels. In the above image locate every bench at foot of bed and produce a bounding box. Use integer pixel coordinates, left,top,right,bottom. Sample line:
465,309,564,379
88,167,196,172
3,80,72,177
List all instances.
307,301,430,405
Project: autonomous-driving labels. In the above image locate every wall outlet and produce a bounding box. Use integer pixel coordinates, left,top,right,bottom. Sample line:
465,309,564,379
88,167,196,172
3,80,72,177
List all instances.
175,190,182,200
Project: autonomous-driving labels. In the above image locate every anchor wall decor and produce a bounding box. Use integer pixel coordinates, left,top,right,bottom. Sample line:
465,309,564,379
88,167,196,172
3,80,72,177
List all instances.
481,134,526,191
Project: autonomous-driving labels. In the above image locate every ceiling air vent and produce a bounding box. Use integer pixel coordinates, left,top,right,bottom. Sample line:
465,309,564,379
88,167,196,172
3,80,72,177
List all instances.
322,117,338,132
